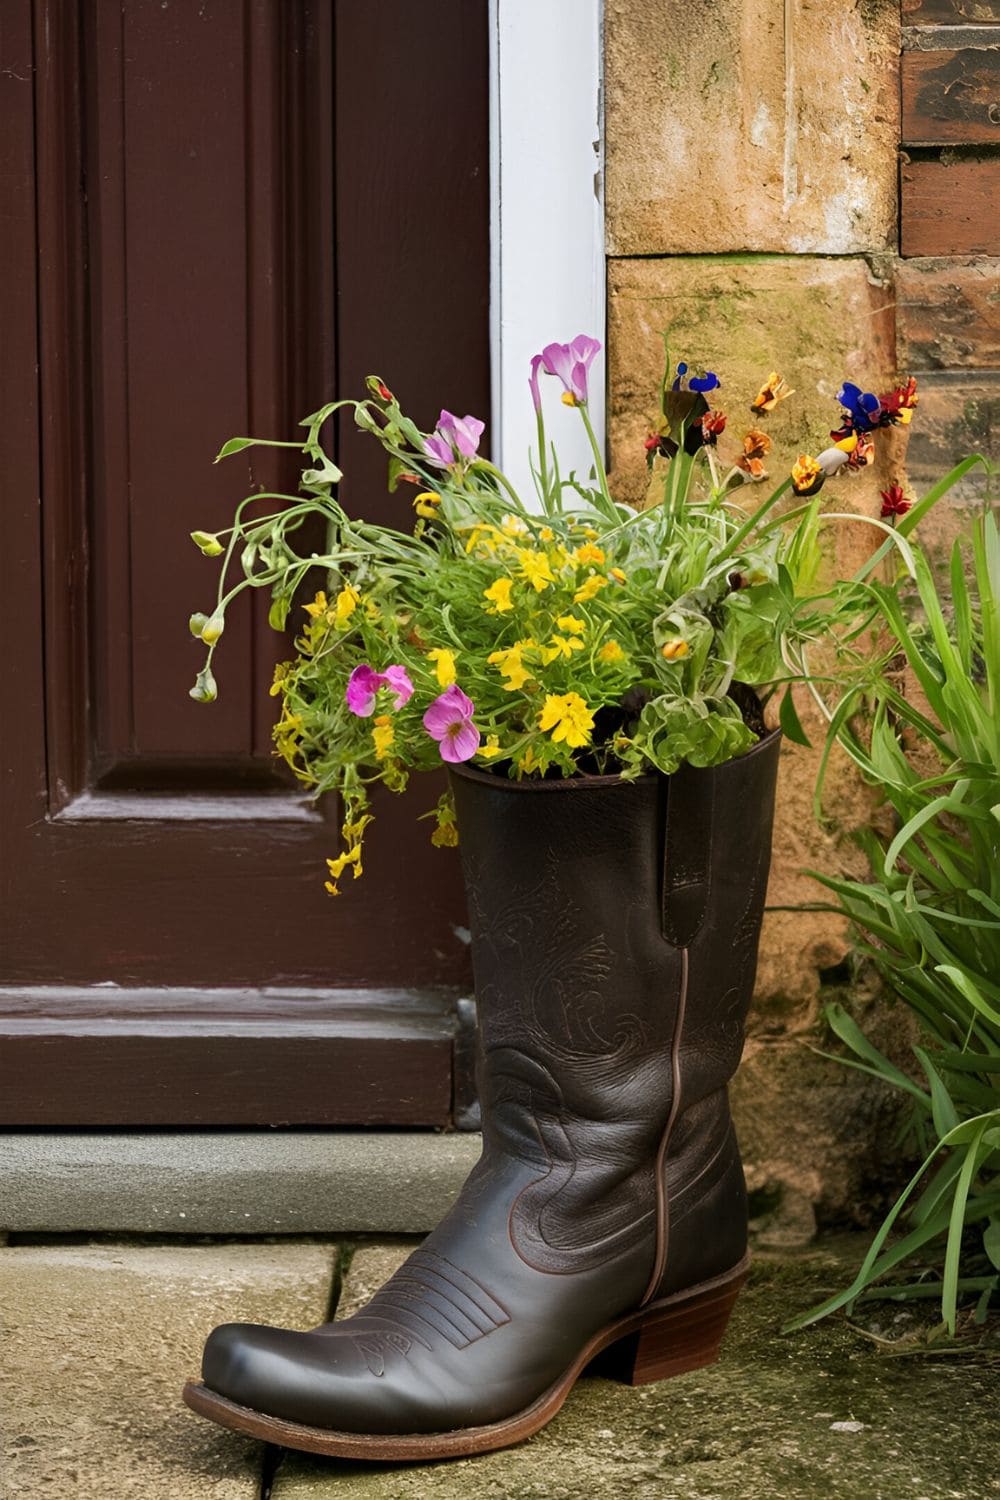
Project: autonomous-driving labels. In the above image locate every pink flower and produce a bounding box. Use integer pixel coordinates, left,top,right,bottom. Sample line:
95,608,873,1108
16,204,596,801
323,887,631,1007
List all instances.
424,410,485,467
422,684,481,764
528,354,544,413
537,335,602,405
346,663,414,718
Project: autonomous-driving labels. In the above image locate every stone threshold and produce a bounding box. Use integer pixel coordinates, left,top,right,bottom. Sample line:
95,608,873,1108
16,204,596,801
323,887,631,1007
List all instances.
0,1131,481,1236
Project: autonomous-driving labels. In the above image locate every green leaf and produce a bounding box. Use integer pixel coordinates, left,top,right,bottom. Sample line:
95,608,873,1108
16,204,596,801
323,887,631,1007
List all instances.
943,1121,989,1333
268,595,291,632
214,437,257,461
984,1216,1000,1272
778,685,811,747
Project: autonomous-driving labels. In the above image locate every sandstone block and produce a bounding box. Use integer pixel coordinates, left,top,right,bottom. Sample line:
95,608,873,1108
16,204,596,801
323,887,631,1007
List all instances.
605,0,899,255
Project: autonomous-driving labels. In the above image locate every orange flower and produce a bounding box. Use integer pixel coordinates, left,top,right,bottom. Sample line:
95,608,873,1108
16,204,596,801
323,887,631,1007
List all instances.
750,372,794,415
735,427,772,479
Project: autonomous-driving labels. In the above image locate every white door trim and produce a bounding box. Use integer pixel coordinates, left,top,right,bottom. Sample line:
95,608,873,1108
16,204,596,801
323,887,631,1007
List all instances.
489,0,605,503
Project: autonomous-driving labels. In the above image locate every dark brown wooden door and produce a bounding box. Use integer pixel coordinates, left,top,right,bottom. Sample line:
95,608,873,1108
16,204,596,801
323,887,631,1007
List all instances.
0,0,488,1125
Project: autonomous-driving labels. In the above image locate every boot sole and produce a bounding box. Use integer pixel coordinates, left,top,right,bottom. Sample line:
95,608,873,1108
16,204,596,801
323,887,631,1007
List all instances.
181,1254,749,1461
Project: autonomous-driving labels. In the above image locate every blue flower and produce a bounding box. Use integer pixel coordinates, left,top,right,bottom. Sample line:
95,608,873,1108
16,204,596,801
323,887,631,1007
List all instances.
671,361,720,394
835,381,881,434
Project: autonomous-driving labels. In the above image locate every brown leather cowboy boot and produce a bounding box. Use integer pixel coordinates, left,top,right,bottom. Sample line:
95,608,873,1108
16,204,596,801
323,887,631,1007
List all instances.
183,727,781,1460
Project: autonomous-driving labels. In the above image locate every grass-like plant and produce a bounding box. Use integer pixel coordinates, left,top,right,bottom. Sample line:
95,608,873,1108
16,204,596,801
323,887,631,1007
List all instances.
786,473,1000,1339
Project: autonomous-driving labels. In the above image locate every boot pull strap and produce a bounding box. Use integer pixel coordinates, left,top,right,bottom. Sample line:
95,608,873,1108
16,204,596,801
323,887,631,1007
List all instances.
661,765,714,947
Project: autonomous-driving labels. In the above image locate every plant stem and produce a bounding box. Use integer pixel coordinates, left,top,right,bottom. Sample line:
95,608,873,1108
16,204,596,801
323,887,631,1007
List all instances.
578,403,621,524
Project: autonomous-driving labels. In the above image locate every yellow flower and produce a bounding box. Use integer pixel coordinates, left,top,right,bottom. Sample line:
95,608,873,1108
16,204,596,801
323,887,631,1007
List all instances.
325,842,362,895
581,526,599,540
413,490,442,519
791,455,823,495
574,543,605,566
661,638,689,661
573,574,607,604
556,614,585,634
478,735,503,759
270,662,291,697
431,817,459,847
427,647,458,687
463,523,500,556
517,549,555,592
488,640,534,691
371,714,394,761
542,634,584,664
609,567,627,584
304,591,328,618
599,639,625,663
561,391,578,407
335,585,360,626
516,746,542,776
501,514,529,537
538,692,595,749
363,597,380,621
484,578,515,614
539,526,555,542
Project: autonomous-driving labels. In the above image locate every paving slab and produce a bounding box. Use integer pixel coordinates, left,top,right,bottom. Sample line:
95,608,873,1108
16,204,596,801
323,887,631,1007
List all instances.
0,1132,482,1235
271,1251,1000,1500
0,1241,337,1500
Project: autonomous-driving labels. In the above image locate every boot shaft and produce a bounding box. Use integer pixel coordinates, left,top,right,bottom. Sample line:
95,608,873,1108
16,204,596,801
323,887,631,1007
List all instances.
450,732,781,1287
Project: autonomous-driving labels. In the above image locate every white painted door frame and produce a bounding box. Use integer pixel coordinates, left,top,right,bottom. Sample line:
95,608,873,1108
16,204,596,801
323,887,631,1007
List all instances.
489,0,605,502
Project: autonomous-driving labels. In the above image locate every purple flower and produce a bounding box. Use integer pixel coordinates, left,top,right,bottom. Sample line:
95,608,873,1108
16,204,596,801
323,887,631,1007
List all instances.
537,335,602,405
529,354,544,413
346,663,414,717
424,410,486,467
422,684,481,764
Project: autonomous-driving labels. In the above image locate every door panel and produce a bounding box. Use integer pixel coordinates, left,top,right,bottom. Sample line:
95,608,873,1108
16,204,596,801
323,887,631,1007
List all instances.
0,0,488,1124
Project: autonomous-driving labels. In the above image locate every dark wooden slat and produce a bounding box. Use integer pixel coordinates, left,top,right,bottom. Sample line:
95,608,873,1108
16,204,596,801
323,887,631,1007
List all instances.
333,0,491,523
0,988,457,1125
896,257,1000,367
901,157,1000,254
0,0,47,862
902,47,1000,144
902,0,1000,21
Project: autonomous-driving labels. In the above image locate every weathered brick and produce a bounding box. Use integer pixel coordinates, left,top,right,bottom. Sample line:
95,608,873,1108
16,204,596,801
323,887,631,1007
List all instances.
897,257,1000,369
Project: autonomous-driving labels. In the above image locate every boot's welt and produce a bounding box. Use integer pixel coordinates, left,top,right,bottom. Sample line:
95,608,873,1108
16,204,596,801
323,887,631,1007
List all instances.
183,729,781,1458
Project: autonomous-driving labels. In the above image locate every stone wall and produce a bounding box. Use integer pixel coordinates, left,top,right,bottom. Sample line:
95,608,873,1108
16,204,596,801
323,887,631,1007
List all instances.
605,0,919,1240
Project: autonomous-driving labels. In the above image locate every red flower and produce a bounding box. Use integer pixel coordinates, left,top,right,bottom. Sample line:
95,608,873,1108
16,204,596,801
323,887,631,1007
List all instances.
700,409,727,444
878,376,918,427
880,484,912,519
644,431,661,453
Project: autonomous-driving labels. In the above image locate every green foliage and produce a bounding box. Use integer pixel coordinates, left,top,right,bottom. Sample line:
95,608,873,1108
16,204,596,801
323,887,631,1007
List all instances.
788,489,1000,1339
184,356,922,881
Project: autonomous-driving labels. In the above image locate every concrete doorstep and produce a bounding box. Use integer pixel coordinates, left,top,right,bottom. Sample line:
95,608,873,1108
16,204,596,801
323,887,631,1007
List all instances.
1,1234,998,1500
0,1132,482,1236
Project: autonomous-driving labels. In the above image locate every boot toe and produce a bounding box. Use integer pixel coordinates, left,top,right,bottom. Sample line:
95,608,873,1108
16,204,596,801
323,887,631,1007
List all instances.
202,1321,349,1427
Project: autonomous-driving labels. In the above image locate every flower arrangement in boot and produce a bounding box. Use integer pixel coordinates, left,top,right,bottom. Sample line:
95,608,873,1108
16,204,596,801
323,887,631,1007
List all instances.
181,337,941,1467
186,336,922,890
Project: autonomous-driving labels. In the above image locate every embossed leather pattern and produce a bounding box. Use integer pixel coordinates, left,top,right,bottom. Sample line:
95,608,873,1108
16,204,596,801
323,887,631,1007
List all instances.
200,730,781,1434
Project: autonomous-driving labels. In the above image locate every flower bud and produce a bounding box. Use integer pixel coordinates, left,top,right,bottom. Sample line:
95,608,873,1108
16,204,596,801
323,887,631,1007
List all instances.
661,639,689,661
189,666,218,703
188,612,209,638
200,614,225,645
191,530,224,557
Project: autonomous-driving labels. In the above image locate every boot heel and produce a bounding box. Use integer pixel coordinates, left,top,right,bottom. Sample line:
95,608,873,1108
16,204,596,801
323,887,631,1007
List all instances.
600,1275,746,1387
